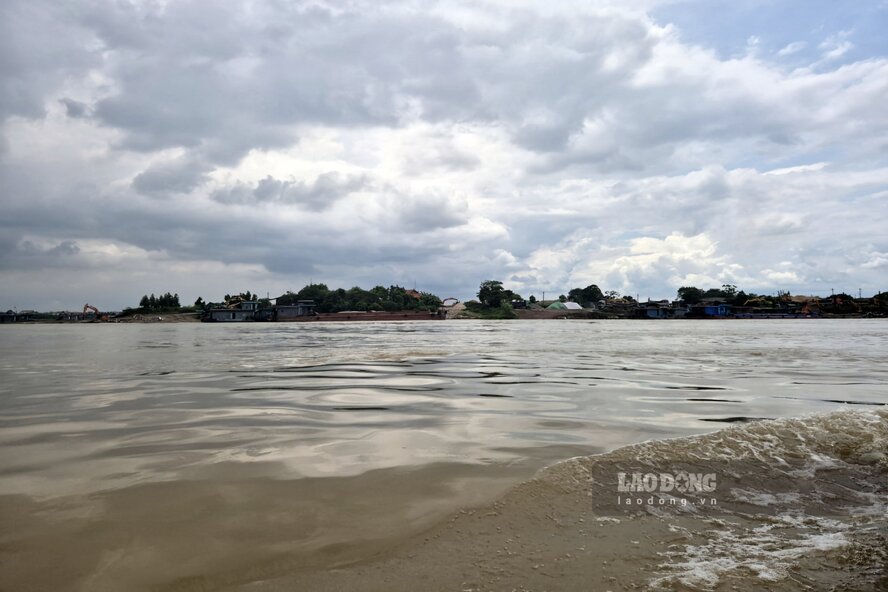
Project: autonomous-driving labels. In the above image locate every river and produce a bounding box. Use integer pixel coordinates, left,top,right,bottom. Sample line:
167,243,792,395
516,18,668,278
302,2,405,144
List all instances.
1,320,885,591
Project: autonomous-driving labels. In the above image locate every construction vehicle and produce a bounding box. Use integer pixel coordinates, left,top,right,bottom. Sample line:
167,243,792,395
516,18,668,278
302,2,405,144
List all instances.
82,304,109,322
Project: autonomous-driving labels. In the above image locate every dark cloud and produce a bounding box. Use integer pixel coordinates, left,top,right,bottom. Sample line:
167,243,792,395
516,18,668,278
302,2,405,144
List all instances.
132,158,213,196
60,98,88,118
0,1,99,119
513,121,577,153
0,238,82,271
2,1,888,310
392,192,468,232
211,173,368,211
76,1,478,165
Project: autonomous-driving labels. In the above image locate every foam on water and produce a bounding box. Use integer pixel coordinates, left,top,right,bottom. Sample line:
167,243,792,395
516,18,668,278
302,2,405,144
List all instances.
537,408,888,590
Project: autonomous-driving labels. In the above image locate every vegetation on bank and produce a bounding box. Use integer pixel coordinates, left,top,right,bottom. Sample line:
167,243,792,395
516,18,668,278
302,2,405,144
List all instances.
457,280,888,319
461,300,518,319
117,292,195,317
459,280,520,319
118,284,443,316
275,284,441,313
21,282,886,320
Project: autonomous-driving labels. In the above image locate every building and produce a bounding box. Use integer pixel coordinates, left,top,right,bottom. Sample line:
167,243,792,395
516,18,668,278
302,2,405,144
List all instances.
689,302,733,317
204,301,260,322
275,300,316,320
640,302,671,318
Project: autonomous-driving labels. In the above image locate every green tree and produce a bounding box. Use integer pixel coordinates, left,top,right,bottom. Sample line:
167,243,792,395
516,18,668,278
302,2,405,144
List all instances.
139,295,150,309
677,286,705,304
568,284,604,307
296,283,330,303
276,291,299,305
418,292,443,310
478,280,506,308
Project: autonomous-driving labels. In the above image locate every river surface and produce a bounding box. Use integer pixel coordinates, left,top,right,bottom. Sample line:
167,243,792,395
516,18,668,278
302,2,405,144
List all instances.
1,319,886,591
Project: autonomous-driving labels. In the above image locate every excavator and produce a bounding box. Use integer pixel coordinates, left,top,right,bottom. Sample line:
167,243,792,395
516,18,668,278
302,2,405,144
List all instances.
82,304,109,322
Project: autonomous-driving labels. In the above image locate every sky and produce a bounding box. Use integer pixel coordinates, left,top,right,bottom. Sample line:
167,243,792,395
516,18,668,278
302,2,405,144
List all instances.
1,0,887,311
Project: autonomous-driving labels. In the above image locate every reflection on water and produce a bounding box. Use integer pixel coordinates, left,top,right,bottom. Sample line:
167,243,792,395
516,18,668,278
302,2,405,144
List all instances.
1,320,886,496
0,320,886,590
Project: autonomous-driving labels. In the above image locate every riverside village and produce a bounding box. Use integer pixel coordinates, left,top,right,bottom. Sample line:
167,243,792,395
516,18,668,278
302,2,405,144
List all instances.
3,281,887,324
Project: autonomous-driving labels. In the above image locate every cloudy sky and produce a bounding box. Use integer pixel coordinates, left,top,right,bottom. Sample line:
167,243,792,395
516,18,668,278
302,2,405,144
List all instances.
2,0,887,311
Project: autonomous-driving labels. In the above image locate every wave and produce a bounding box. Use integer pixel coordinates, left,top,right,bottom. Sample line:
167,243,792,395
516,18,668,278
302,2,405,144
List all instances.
533,408,888,590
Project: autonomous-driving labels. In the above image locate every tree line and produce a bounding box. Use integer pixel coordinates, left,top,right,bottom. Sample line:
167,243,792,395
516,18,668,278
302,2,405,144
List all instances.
472,281,619,309
137,292,181,311
132,282,888,317
276,284,441,313
469,280,855,311
135,284,440,314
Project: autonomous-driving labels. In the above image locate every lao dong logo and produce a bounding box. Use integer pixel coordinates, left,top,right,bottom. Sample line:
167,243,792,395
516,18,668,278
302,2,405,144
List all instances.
618,472,717,494
616,471,718,508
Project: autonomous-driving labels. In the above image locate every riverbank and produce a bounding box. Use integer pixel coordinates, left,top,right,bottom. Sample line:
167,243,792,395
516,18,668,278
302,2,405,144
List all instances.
6,310,882,324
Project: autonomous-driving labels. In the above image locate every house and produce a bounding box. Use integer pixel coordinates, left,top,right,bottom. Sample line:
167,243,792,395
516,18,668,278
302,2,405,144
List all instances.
640,302,671,318
275,300,316,320
689,302,733,317
1,310,35,323
204,300,259,322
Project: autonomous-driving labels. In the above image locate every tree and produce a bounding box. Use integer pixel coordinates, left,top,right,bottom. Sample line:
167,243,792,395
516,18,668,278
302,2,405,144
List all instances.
295,283,330,303
418,292,442,309
194,296,205,309
478,280,506,308
568,284,604,307
139,295,150,309
677,286,704,304
558,294,567,302
528,295,537,304
276,291,299,305
731,290,749,306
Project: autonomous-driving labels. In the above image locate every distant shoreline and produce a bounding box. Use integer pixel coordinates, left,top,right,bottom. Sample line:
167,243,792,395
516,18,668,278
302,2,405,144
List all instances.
3,312,883,324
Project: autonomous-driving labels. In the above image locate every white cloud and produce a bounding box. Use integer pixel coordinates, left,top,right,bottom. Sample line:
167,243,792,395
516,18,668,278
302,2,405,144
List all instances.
763,162,828,176
861,252,888,270
777,41,807,57
1,0,887,309
819,30,854,61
